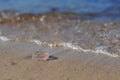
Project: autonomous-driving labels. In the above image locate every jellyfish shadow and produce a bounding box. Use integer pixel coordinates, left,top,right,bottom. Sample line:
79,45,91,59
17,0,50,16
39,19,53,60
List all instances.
48,56,58,60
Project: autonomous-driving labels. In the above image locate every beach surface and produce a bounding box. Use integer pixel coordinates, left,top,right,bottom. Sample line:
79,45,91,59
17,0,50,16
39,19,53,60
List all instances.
0,0,120,79
0,41,120,80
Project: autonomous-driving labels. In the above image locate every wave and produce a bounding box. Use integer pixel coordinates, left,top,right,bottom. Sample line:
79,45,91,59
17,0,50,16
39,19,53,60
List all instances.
0,10,78,24
0,36,119,58
0,10,120,24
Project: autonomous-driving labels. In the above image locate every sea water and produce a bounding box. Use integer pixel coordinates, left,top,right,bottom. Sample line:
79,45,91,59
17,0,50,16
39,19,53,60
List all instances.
0,0,120,57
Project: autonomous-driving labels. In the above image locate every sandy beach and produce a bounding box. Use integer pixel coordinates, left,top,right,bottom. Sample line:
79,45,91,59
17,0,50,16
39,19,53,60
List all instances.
0,41,120,80
0,0,120,80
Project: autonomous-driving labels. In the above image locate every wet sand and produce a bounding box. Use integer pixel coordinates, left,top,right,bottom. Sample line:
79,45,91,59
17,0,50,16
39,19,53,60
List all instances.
0,41,120,80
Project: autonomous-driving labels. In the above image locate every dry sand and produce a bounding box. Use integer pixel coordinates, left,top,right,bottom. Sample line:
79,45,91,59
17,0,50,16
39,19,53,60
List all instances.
0,41,120,80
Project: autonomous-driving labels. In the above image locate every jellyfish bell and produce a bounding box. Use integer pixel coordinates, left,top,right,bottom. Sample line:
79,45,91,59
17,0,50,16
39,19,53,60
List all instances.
32,51,50,61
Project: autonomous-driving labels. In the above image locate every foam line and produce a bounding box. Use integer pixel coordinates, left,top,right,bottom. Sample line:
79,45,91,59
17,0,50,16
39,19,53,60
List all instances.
0,36,119,58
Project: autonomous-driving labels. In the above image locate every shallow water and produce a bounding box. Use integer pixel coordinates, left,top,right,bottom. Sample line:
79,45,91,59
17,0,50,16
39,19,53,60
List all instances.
0,12,120,57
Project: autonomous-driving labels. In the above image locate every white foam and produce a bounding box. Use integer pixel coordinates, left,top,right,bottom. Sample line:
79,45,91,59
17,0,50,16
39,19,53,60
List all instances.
40,15,46,22
94,46,119,57
55,42,119,58
30,39,43,45
0,36,10,41
0,36,119,58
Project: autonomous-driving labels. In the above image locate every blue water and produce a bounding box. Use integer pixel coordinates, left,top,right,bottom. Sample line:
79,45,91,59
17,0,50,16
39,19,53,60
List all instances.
0,0,120,19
